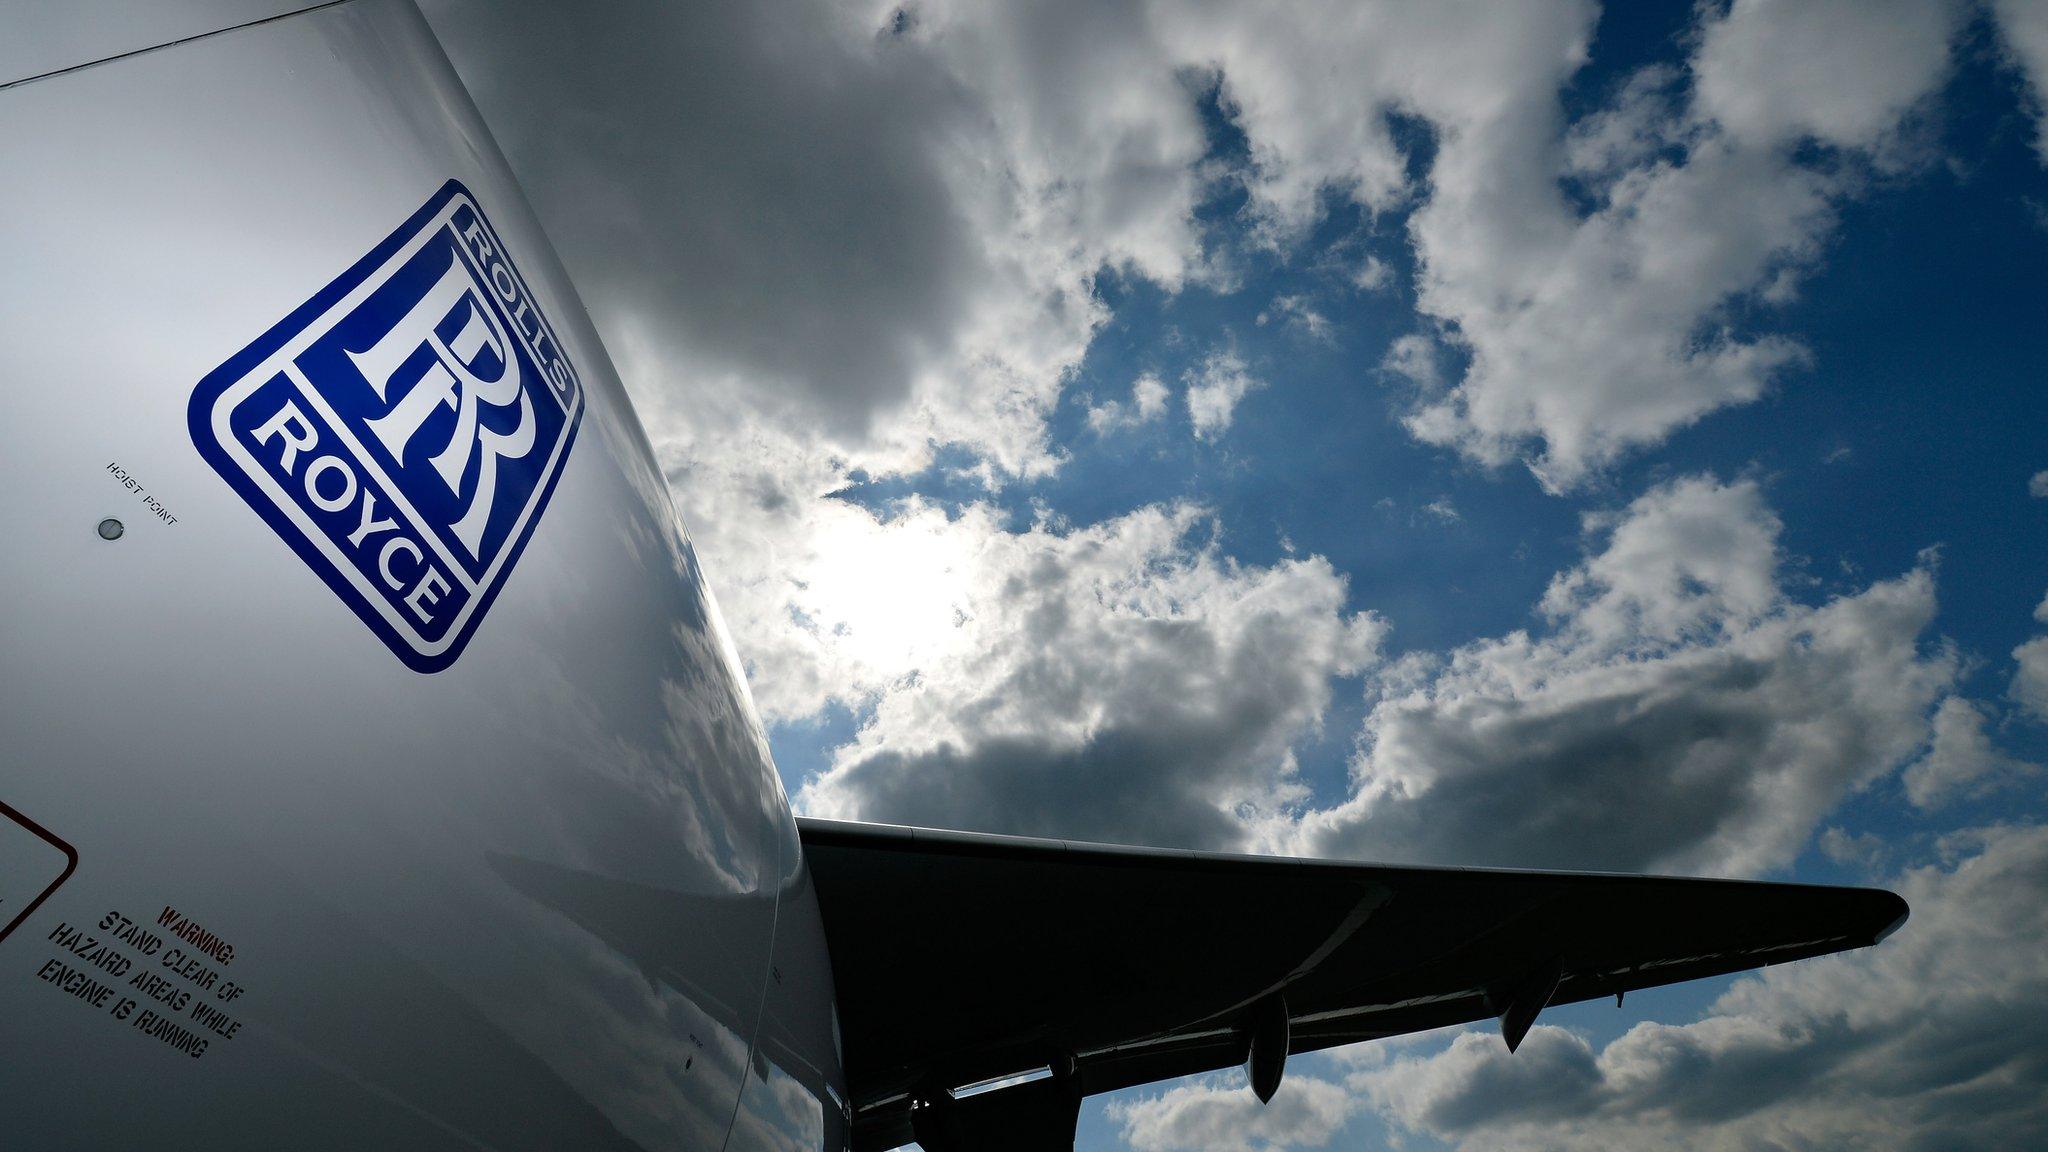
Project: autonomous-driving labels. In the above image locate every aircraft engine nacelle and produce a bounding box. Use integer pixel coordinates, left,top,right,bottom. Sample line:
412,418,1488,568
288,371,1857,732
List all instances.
0,4,846,1150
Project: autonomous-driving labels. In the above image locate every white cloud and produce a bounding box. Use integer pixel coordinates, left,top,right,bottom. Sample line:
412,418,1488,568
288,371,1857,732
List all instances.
1284,477,1957,877
1357,822,2048,1151
422,0,1994,593
1351,255,1391,292
442,0,1871,488
1089,374,1171,435
1360,1026,1603,1138
421,2,1984,765
1109,1073,1355,1152
2029,470,2048,498
1380,333,1443,392
426,0,2000,879
1993,0,2048,160
1693,0,1959,151
1903,696,2040,809
2016,648,2048,721
1257,295,1335,343
406,9,2048,1147
1153,3,1587,242
425,0,1217,483
419,3,1607,739
1186,350,1265,441
2009,591,2048,723
1401,0,1960,489
1564,64,1682,180
769,475,1961,882
649,428,963,723
1133,374,1170,421
793,503,1385,848
2015,636,2048,720
1820,825,1891,871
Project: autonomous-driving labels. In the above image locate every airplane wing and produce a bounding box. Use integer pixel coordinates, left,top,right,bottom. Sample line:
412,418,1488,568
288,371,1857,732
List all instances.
796,817,1908,1152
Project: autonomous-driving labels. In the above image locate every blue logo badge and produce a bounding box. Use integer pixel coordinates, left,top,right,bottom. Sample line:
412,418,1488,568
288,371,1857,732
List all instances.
190,181,583,672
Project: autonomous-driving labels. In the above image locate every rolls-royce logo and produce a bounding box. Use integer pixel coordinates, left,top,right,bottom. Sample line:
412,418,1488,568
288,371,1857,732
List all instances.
189,181,583,672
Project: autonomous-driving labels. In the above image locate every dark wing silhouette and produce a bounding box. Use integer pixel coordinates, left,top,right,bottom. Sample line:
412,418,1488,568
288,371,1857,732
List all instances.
798,818,1907,1152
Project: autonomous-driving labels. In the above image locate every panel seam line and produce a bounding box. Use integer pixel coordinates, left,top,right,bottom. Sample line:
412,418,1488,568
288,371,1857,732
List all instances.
0,0,359,93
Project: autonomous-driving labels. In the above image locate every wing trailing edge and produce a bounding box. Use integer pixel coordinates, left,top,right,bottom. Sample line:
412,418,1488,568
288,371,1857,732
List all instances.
797,817,1907,1152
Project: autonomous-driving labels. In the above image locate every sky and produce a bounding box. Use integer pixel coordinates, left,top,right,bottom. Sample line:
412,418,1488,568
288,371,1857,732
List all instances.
421,1,2048,1148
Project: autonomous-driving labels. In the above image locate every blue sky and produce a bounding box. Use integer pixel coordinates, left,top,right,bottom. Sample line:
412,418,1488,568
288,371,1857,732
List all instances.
847,11,2048,1147
433,0,2048,1147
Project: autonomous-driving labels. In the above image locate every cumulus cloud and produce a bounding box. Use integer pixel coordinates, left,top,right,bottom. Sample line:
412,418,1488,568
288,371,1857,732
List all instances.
421,1,1984,762
1186,349,1264,441
1088,374,1171,435
1153,3,1585,242
2012,591,2048,722
1351,255,1391,292
1356,822,2048,1151
1285,476,1957,877
2030,470,2048,498
2017,642,2048,721
1401,0,1961,489
794,503,1385,848
1380,333,1444,392
1109,1073,1354,1152
1257,295,1335,343
1903,696,2040,809
771,474,1960,881
1360,1026,1603,1137
1422,497,1461,525
1993,0,2048,160
1819,825,1892,871
409,6,2048,1147
421,1,1576,735
1564,64,1682,179
424,0,2006,879
647,427,924,723
434,0,1960,493
1692,0,1959,151
424,0,1214,482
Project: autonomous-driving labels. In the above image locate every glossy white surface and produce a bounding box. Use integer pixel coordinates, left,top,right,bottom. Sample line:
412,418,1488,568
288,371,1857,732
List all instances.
0,2,843,1148
0,0,333,88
